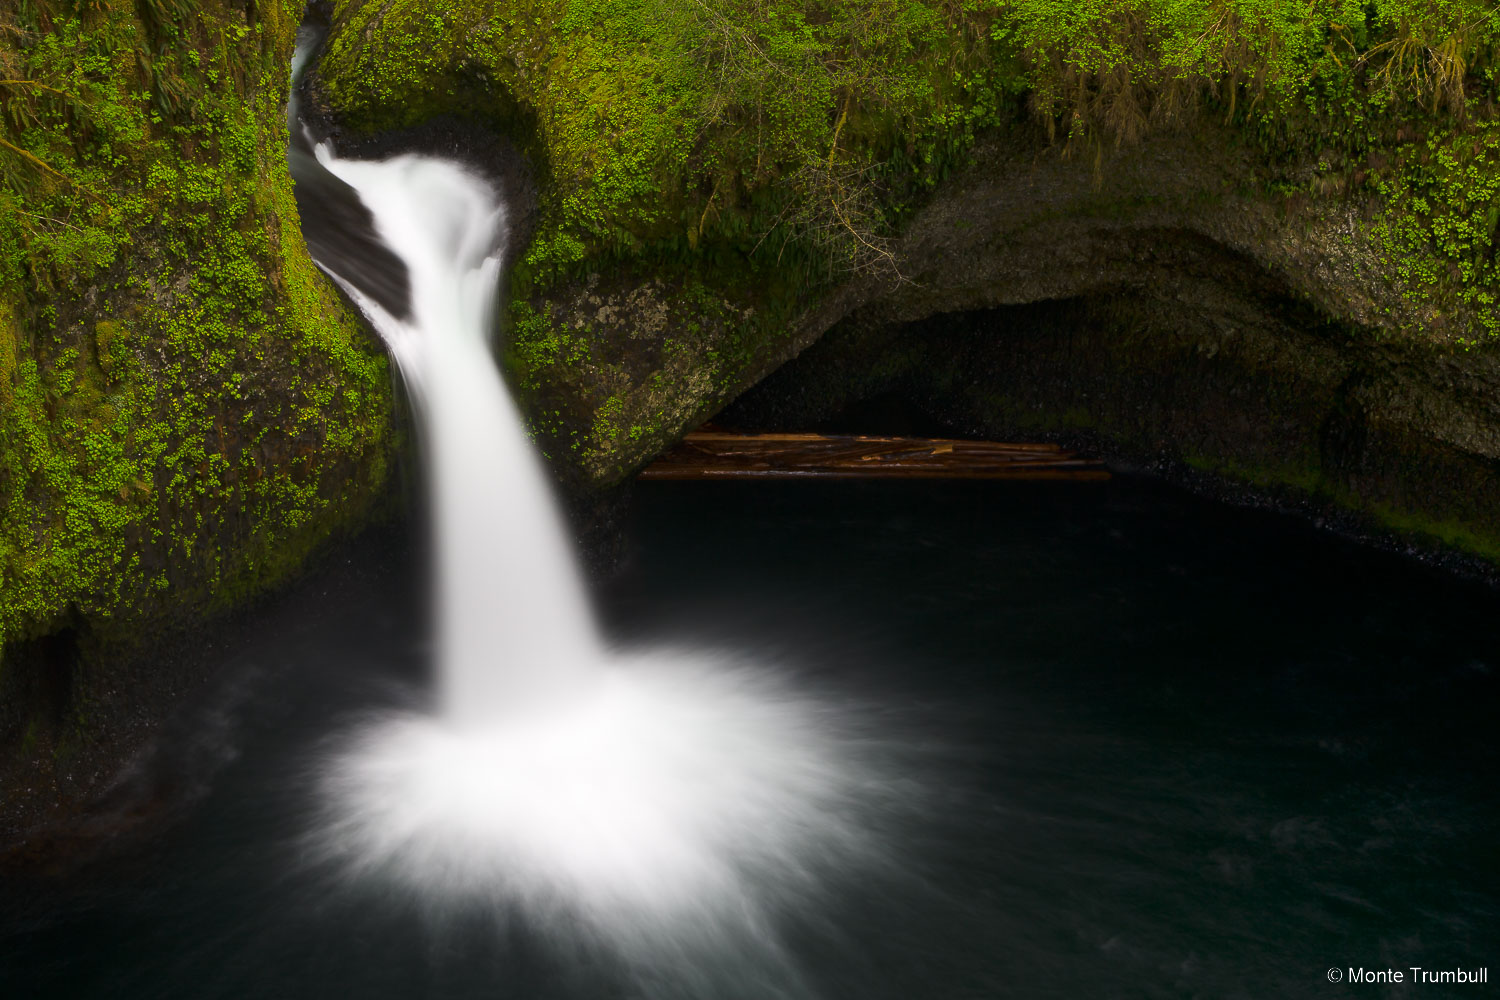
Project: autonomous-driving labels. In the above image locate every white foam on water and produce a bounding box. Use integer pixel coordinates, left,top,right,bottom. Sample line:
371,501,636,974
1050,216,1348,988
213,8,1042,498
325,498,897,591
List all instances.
319,653,875,930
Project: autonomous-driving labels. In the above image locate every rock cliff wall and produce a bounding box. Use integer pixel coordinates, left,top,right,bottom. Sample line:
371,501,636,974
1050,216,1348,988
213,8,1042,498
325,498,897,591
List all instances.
312,0,1500,562
0,0,396,825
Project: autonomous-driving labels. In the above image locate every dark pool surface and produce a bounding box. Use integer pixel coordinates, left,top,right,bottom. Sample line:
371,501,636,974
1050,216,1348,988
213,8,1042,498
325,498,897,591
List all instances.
2,478,1497,999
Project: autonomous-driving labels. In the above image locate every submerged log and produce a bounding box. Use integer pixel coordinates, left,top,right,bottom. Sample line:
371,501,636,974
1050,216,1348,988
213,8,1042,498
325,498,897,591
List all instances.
640,431,1110,480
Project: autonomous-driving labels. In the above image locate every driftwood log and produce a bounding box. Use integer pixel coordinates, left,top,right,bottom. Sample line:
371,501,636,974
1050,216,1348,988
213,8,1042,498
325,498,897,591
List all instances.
640,431,1109,480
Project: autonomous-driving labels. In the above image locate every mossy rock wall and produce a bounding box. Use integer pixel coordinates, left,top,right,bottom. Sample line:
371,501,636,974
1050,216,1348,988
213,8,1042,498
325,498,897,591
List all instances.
310,0,1500,498
719,125,1500,566
310,0,993,488
727,275,1500,567
0,0,396,801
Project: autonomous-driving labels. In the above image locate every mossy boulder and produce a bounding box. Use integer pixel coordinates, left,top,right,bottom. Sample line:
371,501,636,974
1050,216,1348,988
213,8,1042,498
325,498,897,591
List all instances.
1,0,397,810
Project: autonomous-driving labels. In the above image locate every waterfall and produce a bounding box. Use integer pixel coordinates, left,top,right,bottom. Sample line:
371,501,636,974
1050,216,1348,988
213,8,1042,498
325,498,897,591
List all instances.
292,40,898,993
315,151,600,724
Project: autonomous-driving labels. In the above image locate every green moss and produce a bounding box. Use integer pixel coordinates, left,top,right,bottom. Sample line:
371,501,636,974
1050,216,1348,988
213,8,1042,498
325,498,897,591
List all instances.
1365,120,1500,340
1184,451,1500,563
505,257,792,481
1183,452,1329,497
985,0,1500,342
1372,504,1500,563
320,0,996,293
0,1,395,654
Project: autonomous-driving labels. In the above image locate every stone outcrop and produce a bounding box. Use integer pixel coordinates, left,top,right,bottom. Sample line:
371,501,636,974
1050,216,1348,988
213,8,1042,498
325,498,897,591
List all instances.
0,0,397,840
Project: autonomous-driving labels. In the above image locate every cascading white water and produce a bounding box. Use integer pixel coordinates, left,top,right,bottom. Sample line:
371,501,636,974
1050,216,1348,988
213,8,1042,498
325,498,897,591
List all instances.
299,91,902,993
315,153,599,723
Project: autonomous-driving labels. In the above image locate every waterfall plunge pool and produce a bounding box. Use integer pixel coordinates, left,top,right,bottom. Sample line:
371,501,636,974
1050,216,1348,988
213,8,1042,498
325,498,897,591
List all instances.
0,476,1496,999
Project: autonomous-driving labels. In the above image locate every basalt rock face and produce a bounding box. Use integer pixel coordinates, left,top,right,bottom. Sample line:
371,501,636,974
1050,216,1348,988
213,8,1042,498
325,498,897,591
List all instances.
0,0,398,842
728,268,1500,571
724,129,1500,568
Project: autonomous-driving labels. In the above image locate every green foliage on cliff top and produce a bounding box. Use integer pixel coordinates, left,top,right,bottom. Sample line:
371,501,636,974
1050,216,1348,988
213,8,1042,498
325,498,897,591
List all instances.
996,0,1500,340
320,0,987,285
320,0,1500,339
0,0,394,652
